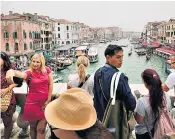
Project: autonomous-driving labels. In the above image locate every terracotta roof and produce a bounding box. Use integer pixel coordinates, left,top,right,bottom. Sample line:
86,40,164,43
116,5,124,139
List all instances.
56,19,71,24
1,15,21,20
39,15,49,19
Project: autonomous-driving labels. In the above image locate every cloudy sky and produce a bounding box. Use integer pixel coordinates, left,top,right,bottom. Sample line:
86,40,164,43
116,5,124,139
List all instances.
1,1,175,32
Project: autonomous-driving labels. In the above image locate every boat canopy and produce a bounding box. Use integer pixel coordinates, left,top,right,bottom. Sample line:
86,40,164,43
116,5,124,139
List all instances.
75,46,87,51
88,47,98,56
55,44,79,51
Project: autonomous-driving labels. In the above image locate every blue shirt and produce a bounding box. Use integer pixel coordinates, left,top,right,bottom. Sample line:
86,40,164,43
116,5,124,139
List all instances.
93,64,136,121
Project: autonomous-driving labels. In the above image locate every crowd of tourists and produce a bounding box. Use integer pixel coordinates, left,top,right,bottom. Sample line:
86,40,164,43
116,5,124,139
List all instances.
1,44,175,139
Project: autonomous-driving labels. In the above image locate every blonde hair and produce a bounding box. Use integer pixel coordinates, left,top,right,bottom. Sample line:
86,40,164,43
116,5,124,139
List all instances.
77,56,89,82
29,53,47,73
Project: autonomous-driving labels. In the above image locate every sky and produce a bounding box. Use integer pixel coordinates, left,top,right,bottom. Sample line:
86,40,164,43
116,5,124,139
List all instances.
1,1,175,32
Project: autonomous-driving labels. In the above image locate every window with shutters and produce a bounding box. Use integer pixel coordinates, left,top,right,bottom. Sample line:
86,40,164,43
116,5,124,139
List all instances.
24,43,27,50
5,43,9,51
30,42,32,49
4,30,9,38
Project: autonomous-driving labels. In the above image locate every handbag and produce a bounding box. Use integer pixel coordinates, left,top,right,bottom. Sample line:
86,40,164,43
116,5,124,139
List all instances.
0,89,12,112
13,76,23,87
144,95,175,139
102,72,130,139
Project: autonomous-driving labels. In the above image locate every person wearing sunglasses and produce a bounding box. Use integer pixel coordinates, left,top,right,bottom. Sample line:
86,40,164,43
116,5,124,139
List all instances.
45,88,114,139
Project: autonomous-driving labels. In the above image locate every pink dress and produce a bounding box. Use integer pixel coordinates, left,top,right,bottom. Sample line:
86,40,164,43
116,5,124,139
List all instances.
23,67,51,121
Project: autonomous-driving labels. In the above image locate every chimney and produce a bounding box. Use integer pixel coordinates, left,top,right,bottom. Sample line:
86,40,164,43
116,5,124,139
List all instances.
1,14,4,18
9,11,13,15
34,13,38,20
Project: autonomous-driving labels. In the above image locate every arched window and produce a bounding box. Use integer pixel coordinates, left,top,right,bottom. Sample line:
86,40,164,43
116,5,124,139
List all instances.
14,43,18,52
29,31,32,39
23,30,27,39
4,30,9,38
30,42,33,49
24,43,27,50
66,26,69,31
13,31,18,39
5,43,9,51
32,31,35,39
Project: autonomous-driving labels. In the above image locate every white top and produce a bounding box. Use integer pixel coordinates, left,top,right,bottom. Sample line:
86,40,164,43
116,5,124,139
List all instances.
135,94,171,134
165,72,175,90
68,73,94,97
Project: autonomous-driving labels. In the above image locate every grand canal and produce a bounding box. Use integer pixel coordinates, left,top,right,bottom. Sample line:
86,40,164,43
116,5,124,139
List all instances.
57,39,168,84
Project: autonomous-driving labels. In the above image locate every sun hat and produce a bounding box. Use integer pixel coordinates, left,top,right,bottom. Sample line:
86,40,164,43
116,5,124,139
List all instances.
45,88,97,130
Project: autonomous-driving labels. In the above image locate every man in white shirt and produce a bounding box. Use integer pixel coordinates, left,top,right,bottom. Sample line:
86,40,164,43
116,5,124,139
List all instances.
162,54,175,92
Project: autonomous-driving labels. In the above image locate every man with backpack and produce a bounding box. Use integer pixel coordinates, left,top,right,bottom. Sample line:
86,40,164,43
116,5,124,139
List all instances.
93,45,136,139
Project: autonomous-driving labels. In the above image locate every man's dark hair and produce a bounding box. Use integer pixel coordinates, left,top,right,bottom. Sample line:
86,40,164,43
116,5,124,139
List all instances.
75,121,114,139
104,45,123,57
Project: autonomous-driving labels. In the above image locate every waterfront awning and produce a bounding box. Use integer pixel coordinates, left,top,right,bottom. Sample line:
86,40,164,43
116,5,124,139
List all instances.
156,48,175,55
75,46,87,51
55,44,78,51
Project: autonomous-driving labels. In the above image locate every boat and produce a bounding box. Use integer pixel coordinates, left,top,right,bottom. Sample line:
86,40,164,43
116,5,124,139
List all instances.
146,55,151,60
52,71,63,83
75,46,88,57
88,47,99,63
136,51,147,56
128,51,132,56
56,57,73,66
99,39,106,43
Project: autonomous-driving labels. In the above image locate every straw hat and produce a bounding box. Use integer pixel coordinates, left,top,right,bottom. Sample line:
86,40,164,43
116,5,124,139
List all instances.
45,88,97,130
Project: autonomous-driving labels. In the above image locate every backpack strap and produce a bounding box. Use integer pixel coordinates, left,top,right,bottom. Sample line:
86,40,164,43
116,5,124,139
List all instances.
78,74,91,88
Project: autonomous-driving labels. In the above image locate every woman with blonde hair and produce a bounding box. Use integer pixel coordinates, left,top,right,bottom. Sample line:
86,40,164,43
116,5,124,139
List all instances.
67,56,94,97
6,53,53,139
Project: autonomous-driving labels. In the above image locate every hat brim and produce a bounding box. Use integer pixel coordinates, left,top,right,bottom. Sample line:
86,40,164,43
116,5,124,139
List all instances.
45,99,97,131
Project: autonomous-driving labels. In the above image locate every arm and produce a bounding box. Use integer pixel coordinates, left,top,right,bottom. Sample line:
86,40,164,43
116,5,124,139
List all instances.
0,84,18,96
134,110,145,124
6,69,27,81
67,83,71,89
162,84,169,92
162,73,175,92
47,73,53,102
133,99,145,124
67,74,72,89
119,74,136,112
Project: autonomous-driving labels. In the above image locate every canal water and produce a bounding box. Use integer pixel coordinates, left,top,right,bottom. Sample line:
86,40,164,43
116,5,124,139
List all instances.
57,39,168,84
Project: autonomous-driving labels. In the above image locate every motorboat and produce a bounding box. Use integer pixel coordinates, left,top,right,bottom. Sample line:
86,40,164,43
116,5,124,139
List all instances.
75,46,88,57
88,47,99,63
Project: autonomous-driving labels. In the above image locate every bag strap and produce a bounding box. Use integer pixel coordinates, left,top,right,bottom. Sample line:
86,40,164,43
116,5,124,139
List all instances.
27,73,32,95
110,72,121,105
78,74,91,88
98,68,108,101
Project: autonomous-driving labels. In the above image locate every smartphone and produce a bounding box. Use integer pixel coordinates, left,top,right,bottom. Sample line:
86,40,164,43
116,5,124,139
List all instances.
13,76,23,87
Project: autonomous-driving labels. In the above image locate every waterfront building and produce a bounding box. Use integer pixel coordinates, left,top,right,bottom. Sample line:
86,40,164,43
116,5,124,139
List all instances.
158,21,167,43
55,19,79,46
166,18,175,45
1,11,41,60
38,15,53,50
